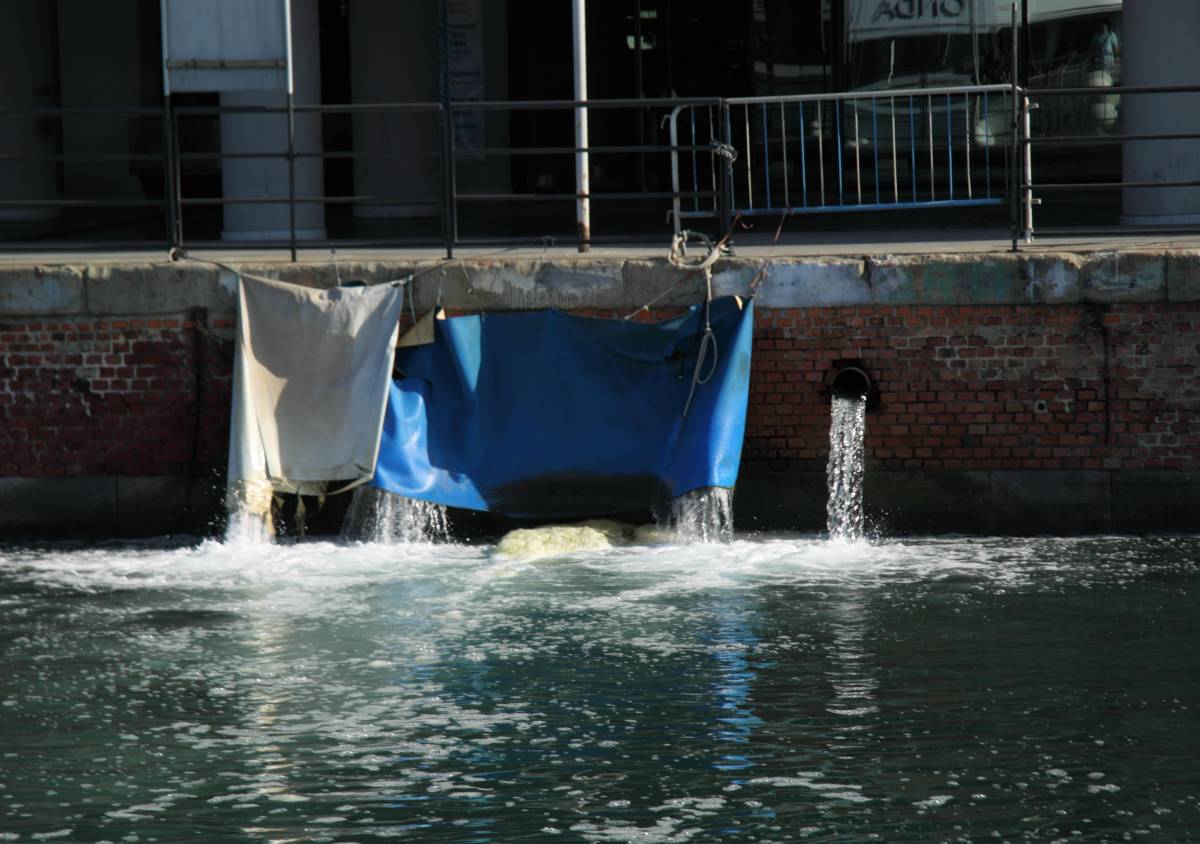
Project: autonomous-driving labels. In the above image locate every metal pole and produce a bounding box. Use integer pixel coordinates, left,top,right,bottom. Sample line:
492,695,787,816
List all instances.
635,0,646,193
721,104,734,241
172,105,184,250
1009,0,1019,252
287,91,297,262
162,94,177,254
284,0,297,262
1023,94,1034,241
572,0,591,252
1020,0,1030,88
439,0,455,259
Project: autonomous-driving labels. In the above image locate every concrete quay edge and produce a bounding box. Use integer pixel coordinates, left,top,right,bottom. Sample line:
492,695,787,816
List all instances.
2,249,1200,318
2,469,1196,539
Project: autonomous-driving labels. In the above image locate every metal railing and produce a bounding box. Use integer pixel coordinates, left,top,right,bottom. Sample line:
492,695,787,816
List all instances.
2,86,1199,257
669,84,1017,237
0,105,173,249
1017,83,1200,238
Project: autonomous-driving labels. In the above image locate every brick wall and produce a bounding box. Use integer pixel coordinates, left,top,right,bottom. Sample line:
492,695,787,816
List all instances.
2,303,1197,482
0,315,233,479
747,303,1200,471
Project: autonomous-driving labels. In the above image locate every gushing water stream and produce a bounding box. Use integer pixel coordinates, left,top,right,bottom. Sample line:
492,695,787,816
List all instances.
827,395,867,541
670,486,734,543
341,486,450,544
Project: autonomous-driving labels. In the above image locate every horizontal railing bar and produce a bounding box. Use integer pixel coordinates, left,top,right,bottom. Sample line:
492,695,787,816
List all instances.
727,84,1014,106
174,150,440,161
1029,132,1200,145
0,199,163,207
0,106,164,116
172,103,442,115
166,58,286,69
0,153,165,163
179,197,435,206
0,239,170,251
169,98,722,117
170,145,707,162
452,97,724,112
455,144,708,156
1029,224,1200,237
452,233,671,246
455,191,715,202
165,238,446,250
1030,180,1200,191
1031,84,1200,96
732,198,1004,215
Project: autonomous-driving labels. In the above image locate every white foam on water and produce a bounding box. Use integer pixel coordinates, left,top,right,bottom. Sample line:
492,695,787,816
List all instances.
5,534,1186,620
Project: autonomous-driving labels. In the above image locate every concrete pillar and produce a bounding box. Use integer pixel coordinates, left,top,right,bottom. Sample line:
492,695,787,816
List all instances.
56,0,144,198
0,2,60,221
1121,0,1200,225
220,0,326,241
349,0,441,219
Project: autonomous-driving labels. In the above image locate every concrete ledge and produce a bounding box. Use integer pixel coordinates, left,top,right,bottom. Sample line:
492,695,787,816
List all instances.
733,466,1198,535
84,264,239,316
0,476,220,539
987,470,1112,534
1167,252,1200,301
2,248,1198,321
0,266,85,315
865,471,993,534
1,469,1196,538
734,464,827,532
1112,471,1200,532
0,476,118,536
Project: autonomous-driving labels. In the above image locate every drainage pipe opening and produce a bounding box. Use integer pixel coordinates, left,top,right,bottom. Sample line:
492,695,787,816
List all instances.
827,363,879,410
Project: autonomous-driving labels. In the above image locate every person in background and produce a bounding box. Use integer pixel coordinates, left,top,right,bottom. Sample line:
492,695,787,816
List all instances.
1090,19,1119,71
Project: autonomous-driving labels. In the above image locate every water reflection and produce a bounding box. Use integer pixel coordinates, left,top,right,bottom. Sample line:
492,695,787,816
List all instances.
824,594,879,721
0,535,1197,841
705,594,764,773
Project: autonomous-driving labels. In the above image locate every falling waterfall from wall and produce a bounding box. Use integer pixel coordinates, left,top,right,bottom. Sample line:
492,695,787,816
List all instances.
826,395,867,542
669,487,734,544
341,486,451,544
224,480,275,545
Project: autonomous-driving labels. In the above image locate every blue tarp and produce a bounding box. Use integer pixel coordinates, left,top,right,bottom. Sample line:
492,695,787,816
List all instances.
372,297,754,517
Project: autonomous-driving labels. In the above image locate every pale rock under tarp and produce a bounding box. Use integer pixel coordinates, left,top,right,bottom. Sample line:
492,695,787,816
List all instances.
226,275,405,512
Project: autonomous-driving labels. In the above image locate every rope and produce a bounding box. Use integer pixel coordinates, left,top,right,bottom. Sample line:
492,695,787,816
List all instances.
681,267,719,420
668,229,723,420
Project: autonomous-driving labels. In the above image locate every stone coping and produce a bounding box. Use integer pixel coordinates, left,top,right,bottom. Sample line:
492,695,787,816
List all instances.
2,250,1199,318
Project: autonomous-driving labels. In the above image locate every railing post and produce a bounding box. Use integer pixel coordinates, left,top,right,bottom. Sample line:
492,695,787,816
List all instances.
286,92,297,262
439,0,455,260
440,104,456,260
1022,95,1035,242
162,94,179,255
668,105,683,236
720,102,734,239
1009,1,1020,253
171,103,185,252
572,0,591,252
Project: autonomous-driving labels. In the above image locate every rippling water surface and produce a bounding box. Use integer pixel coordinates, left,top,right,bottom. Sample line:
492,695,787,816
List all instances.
1,534,1198,842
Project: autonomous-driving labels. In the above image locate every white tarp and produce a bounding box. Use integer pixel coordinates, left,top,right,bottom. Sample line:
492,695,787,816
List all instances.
849,0,1121,43
227,274,404,507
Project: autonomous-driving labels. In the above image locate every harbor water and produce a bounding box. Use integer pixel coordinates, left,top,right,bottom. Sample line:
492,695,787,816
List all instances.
1,534,1197,842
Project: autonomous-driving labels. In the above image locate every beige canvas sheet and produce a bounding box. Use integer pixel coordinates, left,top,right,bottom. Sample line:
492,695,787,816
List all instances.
227,275,404,502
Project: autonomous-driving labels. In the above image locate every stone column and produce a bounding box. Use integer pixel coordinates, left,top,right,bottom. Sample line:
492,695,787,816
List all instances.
220,0,326,241
0,2,59,221
349,0,441,220
1121,0,1200,225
